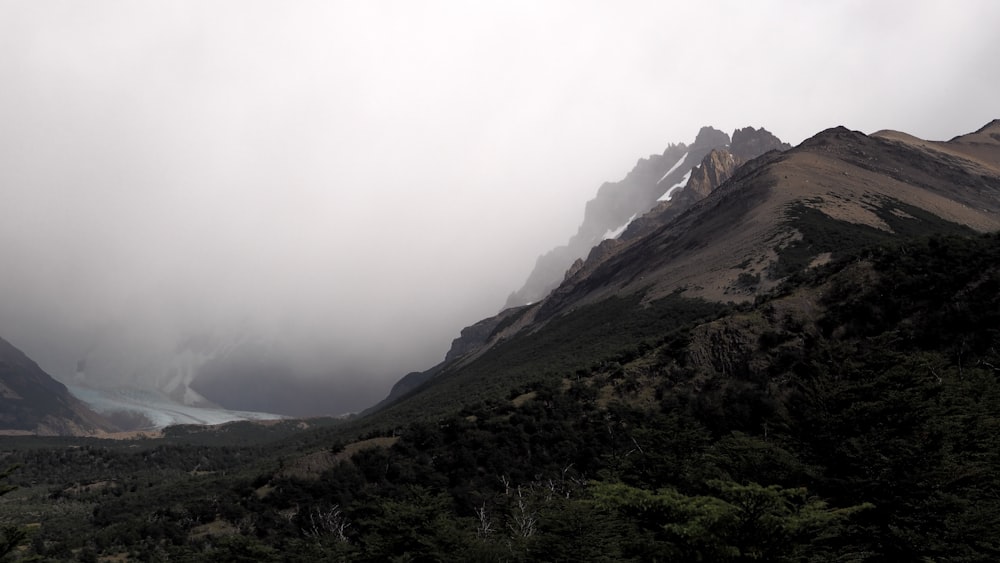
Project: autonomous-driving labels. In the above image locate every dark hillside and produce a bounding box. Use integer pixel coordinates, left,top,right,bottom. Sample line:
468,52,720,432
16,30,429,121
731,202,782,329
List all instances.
0,337,116,436
365,293,729,432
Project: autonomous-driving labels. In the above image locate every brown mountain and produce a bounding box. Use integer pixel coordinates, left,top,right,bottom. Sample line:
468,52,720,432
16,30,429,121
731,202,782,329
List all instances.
505,127,729,308
533,122,1000,323
506,126,788,309
377,120,1000,411
0,336,116,436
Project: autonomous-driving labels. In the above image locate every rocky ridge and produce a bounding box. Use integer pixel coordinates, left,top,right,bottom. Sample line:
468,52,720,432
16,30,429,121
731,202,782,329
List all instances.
378,121,1000,411
505,126,730,308
507,127,788,309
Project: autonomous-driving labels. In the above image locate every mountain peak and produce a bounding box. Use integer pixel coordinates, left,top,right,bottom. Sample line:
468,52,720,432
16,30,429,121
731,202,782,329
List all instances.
694,125,730,147
974,118,1000,134
949,119,1000,146
801,125,863,144
504,125,740,309
730,126,791,159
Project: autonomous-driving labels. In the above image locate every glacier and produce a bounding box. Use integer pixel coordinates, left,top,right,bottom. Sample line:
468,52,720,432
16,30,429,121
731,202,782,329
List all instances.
67,384,284,428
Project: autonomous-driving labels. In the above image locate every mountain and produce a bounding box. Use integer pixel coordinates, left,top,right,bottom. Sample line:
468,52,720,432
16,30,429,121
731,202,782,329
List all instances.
505,126,788,309
374,125,791,409
0,336,117,435
376,120,1000,416
537,123,1000,318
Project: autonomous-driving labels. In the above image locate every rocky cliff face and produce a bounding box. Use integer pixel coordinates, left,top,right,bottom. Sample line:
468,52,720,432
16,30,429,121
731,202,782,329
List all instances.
519,127,791,303
506,127,788,310
677,149,739,201
504,126,732,308
730,126,790,159
633,127,790,238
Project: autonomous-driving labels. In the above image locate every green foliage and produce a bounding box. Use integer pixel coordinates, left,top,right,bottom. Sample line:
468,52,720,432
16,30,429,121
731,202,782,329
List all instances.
0,466,27,561
366,292,728,433
355,487,470,561
592,480,871,562
773,197,974,277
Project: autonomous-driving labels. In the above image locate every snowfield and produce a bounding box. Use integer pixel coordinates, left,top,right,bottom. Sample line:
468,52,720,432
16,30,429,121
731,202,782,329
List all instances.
603,213,638,240
657,152,688,184
658,169,692,202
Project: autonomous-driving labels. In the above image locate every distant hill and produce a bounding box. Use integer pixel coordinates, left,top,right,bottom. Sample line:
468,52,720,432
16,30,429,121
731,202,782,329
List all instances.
0,336,117,435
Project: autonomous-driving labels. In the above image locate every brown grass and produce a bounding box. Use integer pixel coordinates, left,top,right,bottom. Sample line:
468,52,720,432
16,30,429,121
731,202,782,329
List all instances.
276,436,400,481
511,391,537,407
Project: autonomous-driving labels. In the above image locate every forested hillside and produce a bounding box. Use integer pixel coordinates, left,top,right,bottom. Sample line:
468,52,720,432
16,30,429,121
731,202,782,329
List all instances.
3,232,1000,561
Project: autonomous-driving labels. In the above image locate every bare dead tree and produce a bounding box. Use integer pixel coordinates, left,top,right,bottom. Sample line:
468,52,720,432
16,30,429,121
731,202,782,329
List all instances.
304,505,350,542
499,474,512,496
508,486,537,538
475,502,495,538
235,514,257,535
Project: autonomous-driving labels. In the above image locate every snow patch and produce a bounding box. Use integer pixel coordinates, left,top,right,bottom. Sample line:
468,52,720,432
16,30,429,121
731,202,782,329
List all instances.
658,169,692,202
603,213,638,240
657,152,688,184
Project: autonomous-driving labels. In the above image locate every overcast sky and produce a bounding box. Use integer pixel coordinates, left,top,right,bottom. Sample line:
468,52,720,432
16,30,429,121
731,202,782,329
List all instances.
1,1,998,409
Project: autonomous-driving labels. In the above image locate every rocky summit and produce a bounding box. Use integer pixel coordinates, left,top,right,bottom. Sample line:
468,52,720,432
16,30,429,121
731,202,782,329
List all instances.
505,126,789,309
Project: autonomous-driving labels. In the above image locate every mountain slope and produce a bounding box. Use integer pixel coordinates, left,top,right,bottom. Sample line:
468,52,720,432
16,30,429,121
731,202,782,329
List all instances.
507,126,739,308
0,336,117,435
376,121,1000,418
538,123,1000,319
375,126,791,410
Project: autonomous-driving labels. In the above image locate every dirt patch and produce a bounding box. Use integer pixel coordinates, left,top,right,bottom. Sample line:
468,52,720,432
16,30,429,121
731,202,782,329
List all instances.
62,480,120,495
277,436,400,481
511,391,537,407
190,519,240,539
93,429,164,440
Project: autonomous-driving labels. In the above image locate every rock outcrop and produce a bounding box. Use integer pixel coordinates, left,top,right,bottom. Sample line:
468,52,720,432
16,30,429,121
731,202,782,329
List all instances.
505,126,732,308
377,120,1000,414
730,126,790,160
506,126,790,310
